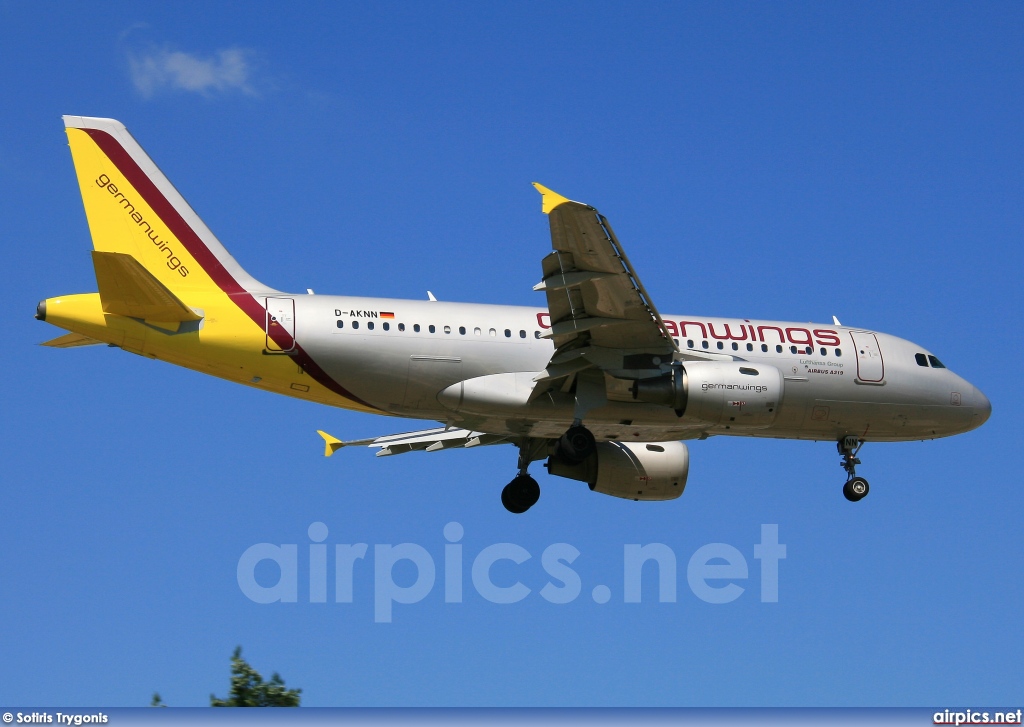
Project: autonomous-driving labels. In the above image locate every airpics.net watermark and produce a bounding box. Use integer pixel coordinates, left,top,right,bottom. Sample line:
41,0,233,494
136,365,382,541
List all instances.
237,523,786,623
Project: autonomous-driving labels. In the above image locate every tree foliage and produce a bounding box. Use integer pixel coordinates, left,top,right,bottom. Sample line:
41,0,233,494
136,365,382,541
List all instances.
209,646,301,707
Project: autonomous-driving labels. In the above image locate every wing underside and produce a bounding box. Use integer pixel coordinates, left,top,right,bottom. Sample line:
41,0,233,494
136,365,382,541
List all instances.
318,427,513,457
530,184,685,399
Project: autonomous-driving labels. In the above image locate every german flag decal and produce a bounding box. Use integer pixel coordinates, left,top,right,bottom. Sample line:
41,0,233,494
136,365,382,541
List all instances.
380,312,395,319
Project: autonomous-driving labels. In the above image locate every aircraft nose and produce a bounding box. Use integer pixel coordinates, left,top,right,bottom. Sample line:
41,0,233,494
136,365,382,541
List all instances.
972,385,991,428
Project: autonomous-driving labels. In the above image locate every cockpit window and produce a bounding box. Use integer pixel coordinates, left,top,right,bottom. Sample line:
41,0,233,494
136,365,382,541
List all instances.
928,355,946,369
915,353,928,367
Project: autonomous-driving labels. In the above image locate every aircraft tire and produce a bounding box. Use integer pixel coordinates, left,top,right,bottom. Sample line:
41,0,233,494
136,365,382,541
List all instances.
501,474,540,513
843,477,869,502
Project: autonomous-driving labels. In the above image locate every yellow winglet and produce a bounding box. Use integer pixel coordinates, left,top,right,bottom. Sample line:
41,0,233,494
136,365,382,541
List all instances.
532,183,573,214
317,430,345,457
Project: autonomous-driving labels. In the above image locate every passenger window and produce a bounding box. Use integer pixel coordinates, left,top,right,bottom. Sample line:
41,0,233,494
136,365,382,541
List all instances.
535,331,541,338
717,341,724,350
488,328,495,336
835,348,841,357
520,330,526,338
687,340,694,349
731,342,738,350
915,353,928,367
336,320,344,329
398,323,405,332
352,321,359,330
414,324,421,332
672,338,679,345
928,355,946,369
761,344,768,352
458,326,465,335
776,345,783,353
428,325,435,333
445,325,452,334
367,321,374,330
383,322,390,331
746,343,753,351
702,341,709,349
504,329,511,338
790,346,797,354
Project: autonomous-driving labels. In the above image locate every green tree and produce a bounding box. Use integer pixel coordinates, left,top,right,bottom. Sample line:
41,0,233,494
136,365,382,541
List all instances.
150,693,166,707
209,646,301,707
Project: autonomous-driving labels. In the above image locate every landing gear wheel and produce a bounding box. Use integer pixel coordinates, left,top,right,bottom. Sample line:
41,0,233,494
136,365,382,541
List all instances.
558,425,597,465
501,474,540,514
843,477,870,502
837,437,869,502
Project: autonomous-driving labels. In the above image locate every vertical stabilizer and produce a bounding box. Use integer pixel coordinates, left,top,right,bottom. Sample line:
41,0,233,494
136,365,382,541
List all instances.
63,116,271,295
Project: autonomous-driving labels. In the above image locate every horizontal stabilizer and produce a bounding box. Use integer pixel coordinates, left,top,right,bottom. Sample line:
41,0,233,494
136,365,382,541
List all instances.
40,332,104,348
92,251,202,322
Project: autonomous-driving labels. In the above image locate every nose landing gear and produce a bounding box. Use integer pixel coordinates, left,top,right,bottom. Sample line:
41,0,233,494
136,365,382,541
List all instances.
838,436,870,502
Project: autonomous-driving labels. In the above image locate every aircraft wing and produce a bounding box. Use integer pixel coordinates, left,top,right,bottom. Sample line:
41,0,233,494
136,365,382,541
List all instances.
530,184,682,396
533,183,677,352
317,427,513,458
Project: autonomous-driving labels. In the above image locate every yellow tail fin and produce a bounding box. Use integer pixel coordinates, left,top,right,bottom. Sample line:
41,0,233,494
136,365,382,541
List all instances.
63,116,267,296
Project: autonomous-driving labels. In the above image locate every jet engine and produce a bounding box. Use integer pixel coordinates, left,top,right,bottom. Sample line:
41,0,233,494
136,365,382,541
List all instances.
547,440,689,501
631,361,783,429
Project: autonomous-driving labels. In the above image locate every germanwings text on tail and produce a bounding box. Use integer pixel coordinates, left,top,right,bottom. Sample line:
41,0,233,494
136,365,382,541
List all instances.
37,117,991,512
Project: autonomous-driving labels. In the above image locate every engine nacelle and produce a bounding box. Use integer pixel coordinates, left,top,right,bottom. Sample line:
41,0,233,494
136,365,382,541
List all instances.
632,361,783,429
547,441,689,501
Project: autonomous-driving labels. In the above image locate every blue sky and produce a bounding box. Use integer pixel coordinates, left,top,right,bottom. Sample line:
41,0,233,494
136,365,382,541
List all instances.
1,1,1021,708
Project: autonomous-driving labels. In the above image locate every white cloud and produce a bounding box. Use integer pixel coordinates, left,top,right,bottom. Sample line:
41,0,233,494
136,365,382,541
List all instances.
128,46,259,98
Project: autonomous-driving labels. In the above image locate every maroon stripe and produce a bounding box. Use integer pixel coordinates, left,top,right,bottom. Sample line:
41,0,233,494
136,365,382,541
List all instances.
84,128,378,410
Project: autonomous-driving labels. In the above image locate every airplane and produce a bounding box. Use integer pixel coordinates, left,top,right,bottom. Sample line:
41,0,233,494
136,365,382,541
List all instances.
36,116,991,513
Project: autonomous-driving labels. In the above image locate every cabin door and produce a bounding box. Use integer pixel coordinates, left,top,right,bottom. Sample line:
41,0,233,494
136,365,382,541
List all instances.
265,297,296,352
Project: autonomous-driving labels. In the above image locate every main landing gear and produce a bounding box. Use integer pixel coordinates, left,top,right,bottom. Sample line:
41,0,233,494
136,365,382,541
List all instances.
501,425,598,513
501,474,540,514
501,438,546,514
838,436,870,502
